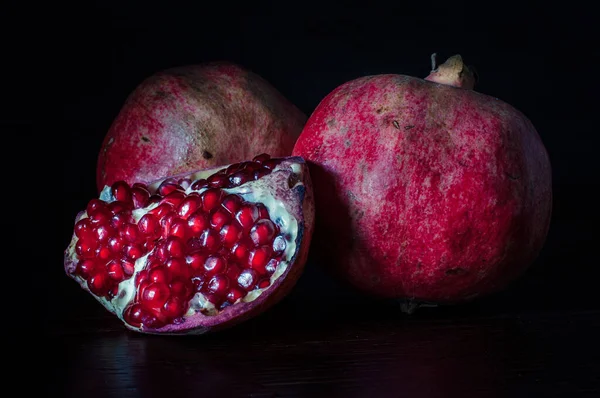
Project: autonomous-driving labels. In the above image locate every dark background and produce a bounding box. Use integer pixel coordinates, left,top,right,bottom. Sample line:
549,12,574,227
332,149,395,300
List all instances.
13,0,600,396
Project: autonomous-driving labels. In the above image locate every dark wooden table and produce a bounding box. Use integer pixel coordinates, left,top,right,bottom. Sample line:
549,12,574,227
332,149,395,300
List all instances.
45,203,599,397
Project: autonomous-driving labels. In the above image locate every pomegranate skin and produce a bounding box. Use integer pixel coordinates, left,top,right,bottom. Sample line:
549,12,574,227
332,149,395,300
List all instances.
293,62,552,304
96,62,306,192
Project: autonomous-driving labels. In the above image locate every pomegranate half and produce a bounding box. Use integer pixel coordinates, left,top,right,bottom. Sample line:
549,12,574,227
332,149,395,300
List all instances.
65,155,314,334
96,62,307,192
293,54,552,309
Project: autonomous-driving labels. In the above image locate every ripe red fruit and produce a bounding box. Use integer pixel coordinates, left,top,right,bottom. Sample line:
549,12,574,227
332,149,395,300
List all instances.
65,155,314,334
96,62,307,192
293,54,552,309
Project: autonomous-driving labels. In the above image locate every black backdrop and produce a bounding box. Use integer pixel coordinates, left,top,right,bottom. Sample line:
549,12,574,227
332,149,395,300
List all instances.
12,1,596,330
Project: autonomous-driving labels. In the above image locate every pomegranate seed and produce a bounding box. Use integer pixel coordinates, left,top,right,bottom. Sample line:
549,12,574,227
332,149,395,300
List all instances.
74,218,94,240
265,258,279,275
155,241,168,260
230,241,251,264
211,208,230,230
148,194,162,206
170,278,192,298
190,179,208,190
75,258,97,279
141,313,165,329
272,235,286,254
202,189,223,212
257,278,271,289
220,223,242,247
149,203,173,219
253,167,270,180
138,213,160,236
191,275,205,291
76,239,97,258
256,203,270,220
204,255,227,276
221,194,242,214
135,270,149,286
88,270,109,296
237,269,257,291
108,285,120,299
263,159,280,170
250,219,276,246
176,195,202,219
88,208,112,225
241,162,260,173
143,240,156,252
225,263,242,282
110,212,131,229
86,199,106,215
227,287,245,303
122,260,135,276
124,304,146,327
165,257,187,278
111,181,133,203
186,251,207,273
161,190,186,207
107,259,125,281
163,296,186,318
229,171,251,187
149,266,169,284
204,293,224,306
169,218,188,239
252,153,271,163
120,223,140,243
248,246,273,275
95,245,113,261
165,236,186,258
208,173,229,188
226,162,243,175
108,201,133,215
187,210,209,234
235,204,259,231
207,275,229,296
157,179,183,196
160,211,177,238
124,244,144,261
199,229,219,251
141,282,170,308
131,186,150,208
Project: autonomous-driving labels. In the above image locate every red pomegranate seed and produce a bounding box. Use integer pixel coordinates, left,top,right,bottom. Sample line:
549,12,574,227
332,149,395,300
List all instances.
155,241,168,261
229,171,251,187
143,240,156,252
207,275,229,296
160,212,177,238
237,269,257,291
241,162,260,173
87,270,110,296
149,266,169,284
253,167,271,180
122,260,135,276
135,270,149,286
88,208,112,225
76,258,97,279
165,236,186,258
263,159,280,170
204,293,224,306
157,180,183,196
86,199,106,215
110,212,131,229
131,186,151,209
108,285,120,299
210,208,230,230
74,218,94,240
111,181,133,203
256,203,270,220
250,219,276,246
235,204,259,231
187,210,209,234
124,304,146,327
138,213,160,236
163,296,186,318
186,251,207,273
191,275,205,291
120,223,140,243
204,255,227,276
207,173,229,188
252,153,271,163
141,282,170,309
107,259,125,281
225,162,242,175
220,223,242,247
165,257,187,278
257,279,271,289
170,278,192,298
149,203,173,219
108,201,133,215
225,263,242,282
141,313,165,329
191,179,208,190
199,229,219,251
161,190,185,207
248,246,272,275
169,218,188,240
76,239,97,258
265,258,279,275
230,240,251,264
272,235,286,254
124,243,144,261
95,245,113,261
202,189,223,212
227,287,245,303
176,195,202,219
221,194,242,214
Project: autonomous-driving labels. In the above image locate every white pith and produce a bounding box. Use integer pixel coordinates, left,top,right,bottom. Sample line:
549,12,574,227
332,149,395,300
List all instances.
66,162,301,324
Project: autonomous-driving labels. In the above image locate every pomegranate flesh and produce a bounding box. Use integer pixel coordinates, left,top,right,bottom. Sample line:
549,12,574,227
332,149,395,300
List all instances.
96,62,307,192
292,54,552,309
65,155,314,334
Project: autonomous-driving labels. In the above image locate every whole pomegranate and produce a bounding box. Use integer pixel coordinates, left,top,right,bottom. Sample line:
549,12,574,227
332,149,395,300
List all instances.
96,62,306,192
65,154,314,334
293,54,552,309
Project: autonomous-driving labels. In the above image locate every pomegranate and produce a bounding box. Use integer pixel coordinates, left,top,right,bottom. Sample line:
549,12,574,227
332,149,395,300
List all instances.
64,155,314,334
293,54,552,309
96,62,306,192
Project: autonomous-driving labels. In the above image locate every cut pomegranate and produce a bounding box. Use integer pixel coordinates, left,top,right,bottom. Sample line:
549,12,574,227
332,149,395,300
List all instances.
64,155,314,334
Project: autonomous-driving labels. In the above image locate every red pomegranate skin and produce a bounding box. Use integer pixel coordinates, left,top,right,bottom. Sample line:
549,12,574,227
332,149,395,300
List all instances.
97,62,306,192
293,73,552,303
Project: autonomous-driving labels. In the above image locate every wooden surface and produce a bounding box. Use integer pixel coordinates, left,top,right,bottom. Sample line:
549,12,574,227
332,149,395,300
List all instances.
45,214,599,397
